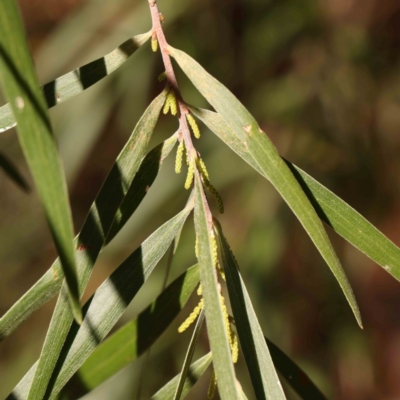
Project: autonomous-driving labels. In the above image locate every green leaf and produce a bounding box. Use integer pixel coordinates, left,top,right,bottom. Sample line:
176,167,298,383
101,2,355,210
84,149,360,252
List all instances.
0,31,151,133
0,0,81,323
193,172,241,400
265,337,327,400
151,353,212,400
8,205,193,400
61,264,200,397
213,219,286,400
0,152,29,192
173,309,205,400
190,108,400,285
13,91,168,400
162,55,361,327
0,133,177,341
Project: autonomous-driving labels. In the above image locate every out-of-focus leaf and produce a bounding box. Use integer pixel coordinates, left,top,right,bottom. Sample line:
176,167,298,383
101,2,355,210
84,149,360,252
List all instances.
8,205,194,400
0,152,29,192
22,90,169,400
190,108,400,284
173,309,205,400
165,50,362,327
266,337,327,400
0,133,177,341
0,32,151,133
0,0,81,323
61,264,200,397
213,219,286,400
151,353,212,400
193,172,241,400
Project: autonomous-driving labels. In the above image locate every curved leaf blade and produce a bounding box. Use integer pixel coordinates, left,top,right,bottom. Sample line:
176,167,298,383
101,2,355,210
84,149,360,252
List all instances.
151,353,212,400
265,337,327,400
190,108,400,284
0,31,151,133
0,133,177,341
0,0,81,323
165,50,362,326
214,220,286,400
23,90,169,400
62,264,200,397
193,172,241,400
8,205,193,400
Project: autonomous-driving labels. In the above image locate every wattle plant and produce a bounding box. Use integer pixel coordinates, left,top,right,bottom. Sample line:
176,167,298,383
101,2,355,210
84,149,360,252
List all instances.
1,1,400,399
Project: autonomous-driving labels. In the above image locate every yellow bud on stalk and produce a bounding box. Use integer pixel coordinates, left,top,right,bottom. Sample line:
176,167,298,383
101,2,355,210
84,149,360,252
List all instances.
151,36,158,52
207,370,217,399
175,140,184,174
184,160,195,189
186,113,201,139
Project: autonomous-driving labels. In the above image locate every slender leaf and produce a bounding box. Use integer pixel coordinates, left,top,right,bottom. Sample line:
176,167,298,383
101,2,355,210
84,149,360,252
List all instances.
23,91,169,400
173,309,205,400
0,152,29,192
167,50,361,327
0,32,151,133
61,264,200,397
214,219,286,400
0,0,81,322
265,338,327,400
8,205,193,400
191,107,400,283
193,172,241,400
151,353,212,400
0,133,177,341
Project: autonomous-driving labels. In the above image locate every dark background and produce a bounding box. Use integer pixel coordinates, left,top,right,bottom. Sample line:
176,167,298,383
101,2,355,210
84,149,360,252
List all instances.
1,0,400,398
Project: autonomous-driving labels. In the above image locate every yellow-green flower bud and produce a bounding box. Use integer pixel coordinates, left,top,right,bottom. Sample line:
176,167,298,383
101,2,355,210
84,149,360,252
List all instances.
186,113,201,139
184,160,195,190
158,71,167,81
177,298,204,333
175,140,184,174
197,157,209,181
151,37,158,52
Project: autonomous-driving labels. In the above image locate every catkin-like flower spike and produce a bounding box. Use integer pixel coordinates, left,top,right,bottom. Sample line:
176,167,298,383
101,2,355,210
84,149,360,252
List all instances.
162,89,171,114
178,298,204,333
204,180,224,214
210,231,218,267
167,90,178,116
207,370,217,399
151,32,158,52
231,330,239,363
220,294,232,346
158,71,167,81
186,113,201,139
175,140,184,174
217,262,226,281
197,157,210,181
184,159,195,190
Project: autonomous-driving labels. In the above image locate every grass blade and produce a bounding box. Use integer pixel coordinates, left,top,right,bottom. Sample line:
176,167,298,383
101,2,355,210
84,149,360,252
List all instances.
190,108,400,284
151,353,212,400
214,220,286,400
0,32,151,133
0,152,29,192
266,337,327,400
20,91,168,400
0,0,81,322
193,172,241,400
61,264,200,397
8,205,193,400
0,134,177,341
173,309,205,400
